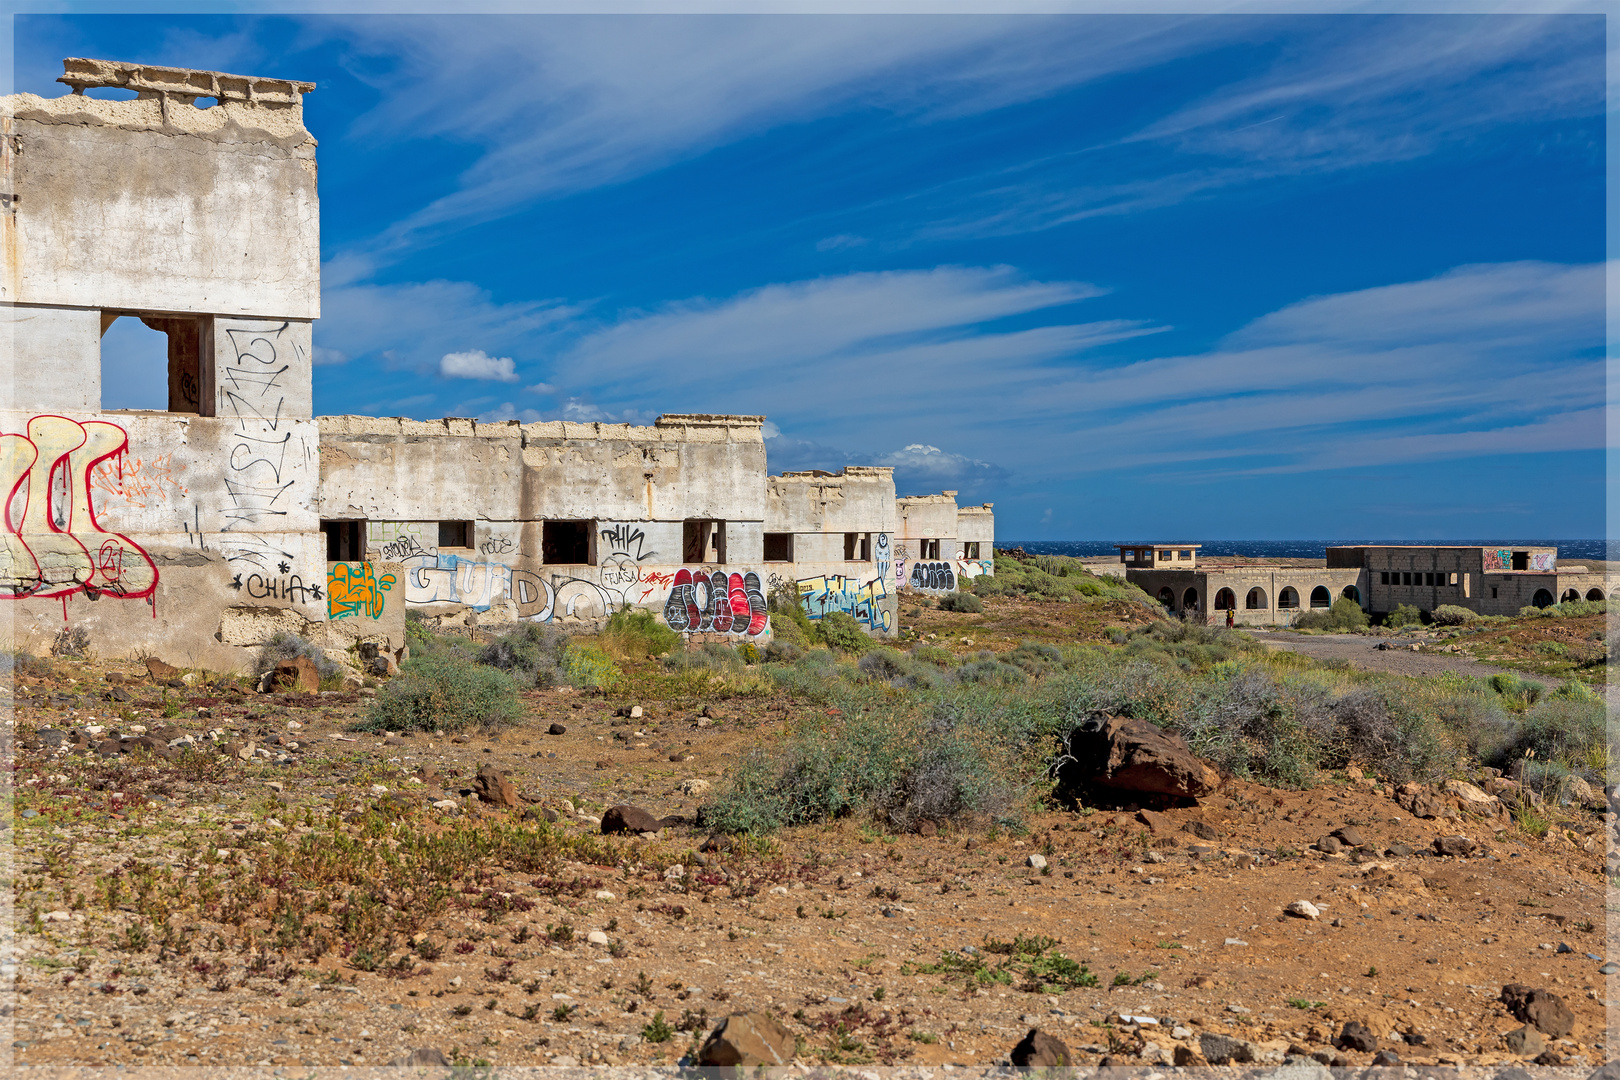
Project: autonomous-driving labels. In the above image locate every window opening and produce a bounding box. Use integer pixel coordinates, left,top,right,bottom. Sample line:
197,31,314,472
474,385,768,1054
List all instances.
682,520,725,564
963,542,980,560
1309,586,1332,608
845,532,872,561
1341,585,1360,604
101,312,209,414
763,533,793,562
321,520,364,562
1213,588,1235,610
1278,587,1299,609
1512,551,1529,571
1181,587,1199,610
542,520,593,564
438,521,472,549
1245,587,1267,610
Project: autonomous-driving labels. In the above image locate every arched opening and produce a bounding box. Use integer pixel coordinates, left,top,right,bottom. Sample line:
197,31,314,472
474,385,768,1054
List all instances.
1182,588,1200,611
1341,585,1360,604
1309,586,1332,608
1278,587,1299,609
1157,587,1175,609
1532,589,1554,608
1587,588,1604,602
1246,587,1267,610
1561,588,1580,604
1610,588,1620,602
1214,588,1235,610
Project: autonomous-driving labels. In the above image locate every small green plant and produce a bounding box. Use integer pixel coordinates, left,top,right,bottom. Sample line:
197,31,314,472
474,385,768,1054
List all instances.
642,1010,674,1043
361,652,523,733
561,643,623,690
908,1030,939,1044
547,922,575,944
1385,604,1422,628
634,971,654,997
1288,998,1327,1009
1364,965,1378,978
552,1004,575,1022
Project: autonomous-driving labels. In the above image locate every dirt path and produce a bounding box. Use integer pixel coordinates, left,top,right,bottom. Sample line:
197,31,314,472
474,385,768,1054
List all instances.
1250,631,1516,680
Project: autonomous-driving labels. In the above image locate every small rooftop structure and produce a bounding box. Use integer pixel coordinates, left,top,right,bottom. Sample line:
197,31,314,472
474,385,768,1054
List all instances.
1116,543,1201,569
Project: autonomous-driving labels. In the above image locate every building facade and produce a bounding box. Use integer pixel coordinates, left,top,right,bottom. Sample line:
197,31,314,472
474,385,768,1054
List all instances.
0,59,994,667
1327,546,1617,617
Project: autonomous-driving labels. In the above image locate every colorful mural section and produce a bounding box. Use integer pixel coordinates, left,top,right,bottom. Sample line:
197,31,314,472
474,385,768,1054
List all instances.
1482,549,1511,572
328,562,397,620
798,572,892,632
663,569,769,637
1529,552,1555,573
0,415,159,607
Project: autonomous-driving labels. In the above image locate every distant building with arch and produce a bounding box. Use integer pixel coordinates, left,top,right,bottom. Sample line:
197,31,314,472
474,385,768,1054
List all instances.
1116,543,1615,626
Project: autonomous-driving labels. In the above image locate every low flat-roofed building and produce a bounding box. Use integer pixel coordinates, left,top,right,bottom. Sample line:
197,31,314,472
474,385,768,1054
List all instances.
1124,545,1366,627
1328,545,1618,617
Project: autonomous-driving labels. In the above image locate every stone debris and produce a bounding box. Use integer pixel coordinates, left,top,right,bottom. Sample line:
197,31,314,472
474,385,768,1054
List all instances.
1054,711,1220,800
697,1012,795,1066
1010,1028,1072,1066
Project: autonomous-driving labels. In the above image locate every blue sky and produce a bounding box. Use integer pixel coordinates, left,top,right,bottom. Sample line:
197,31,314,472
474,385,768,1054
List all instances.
17,11,1607,540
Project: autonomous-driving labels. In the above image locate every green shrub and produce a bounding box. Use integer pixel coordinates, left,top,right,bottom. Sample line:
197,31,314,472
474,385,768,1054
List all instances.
1293,597,1368,632
1488,672,1545,708
254,628,343,680
1519,599,1606,619
969,552,1156,609
1496,697,1609,772
818,611,872,654
562,643,622,690
1323,685,1453,783
602,607,681,658
910,644,957,668
1384,604,1422,628
361,652,523,733
478,622,568,688
1430,604,1478,626
1122,620,1260,670
936,591,984,614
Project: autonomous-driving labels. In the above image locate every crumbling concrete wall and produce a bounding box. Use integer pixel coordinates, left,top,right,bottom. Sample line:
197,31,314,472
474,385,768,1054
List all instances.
955,503,995,584
767,467,898,635
895,491,961,593
0,60,346,669
317,414,779,639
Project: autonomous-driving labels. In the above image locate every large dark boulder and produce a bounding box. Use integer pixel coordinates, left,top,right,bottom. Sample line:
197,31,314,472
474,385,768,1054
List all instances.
602,804,666,834
1011,1028,1072,1066
1501,984,1575,1037
1055,712,1219,802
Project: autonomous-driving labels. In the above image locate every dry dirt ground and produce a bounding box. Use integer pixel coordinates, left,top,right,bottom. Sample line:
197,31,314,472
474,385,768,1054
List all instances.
4,604,1615,1071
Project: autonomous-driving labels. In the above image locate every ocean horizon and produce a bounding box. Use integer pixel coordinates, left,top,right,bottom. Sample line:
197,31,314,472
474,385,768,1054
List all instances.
1004,540,1612,562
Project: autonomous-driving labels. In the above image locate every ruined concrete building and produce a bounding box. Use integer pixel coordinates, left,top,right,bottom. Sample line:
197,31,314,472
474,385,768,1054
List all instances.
0,59,992,667
1116,542,1616,626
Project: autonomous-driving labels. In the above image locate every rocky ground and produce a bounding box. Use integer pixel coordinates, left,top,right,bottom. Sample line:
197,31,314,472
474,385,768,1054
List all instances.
3,602,1615,1071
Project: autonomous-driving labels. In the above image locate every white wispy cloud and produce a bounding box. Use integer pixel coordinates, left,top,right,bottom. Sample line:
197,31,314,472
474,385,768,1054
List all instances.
441,349,519,382
315,15,1233,265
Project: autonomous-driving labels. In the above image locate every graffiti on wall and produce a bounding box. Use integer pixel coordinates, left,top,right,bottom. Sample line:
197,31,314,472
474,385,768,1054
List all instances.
232,572,321,604
328,562,397,620
955,558,993,580
1529,552,1555,573
663,569,769,636
907,560,957,592
89,452,189,510
600,522,657,563
218,322,310,581
0,415,159,609
874,532,892,584
798,573,892,632
1482,549,1511,572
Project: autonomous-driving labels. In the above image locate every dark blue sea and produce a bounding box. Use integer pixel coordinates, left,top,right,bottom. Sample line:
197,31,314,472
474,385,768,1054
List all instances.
1006,540,1612,562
